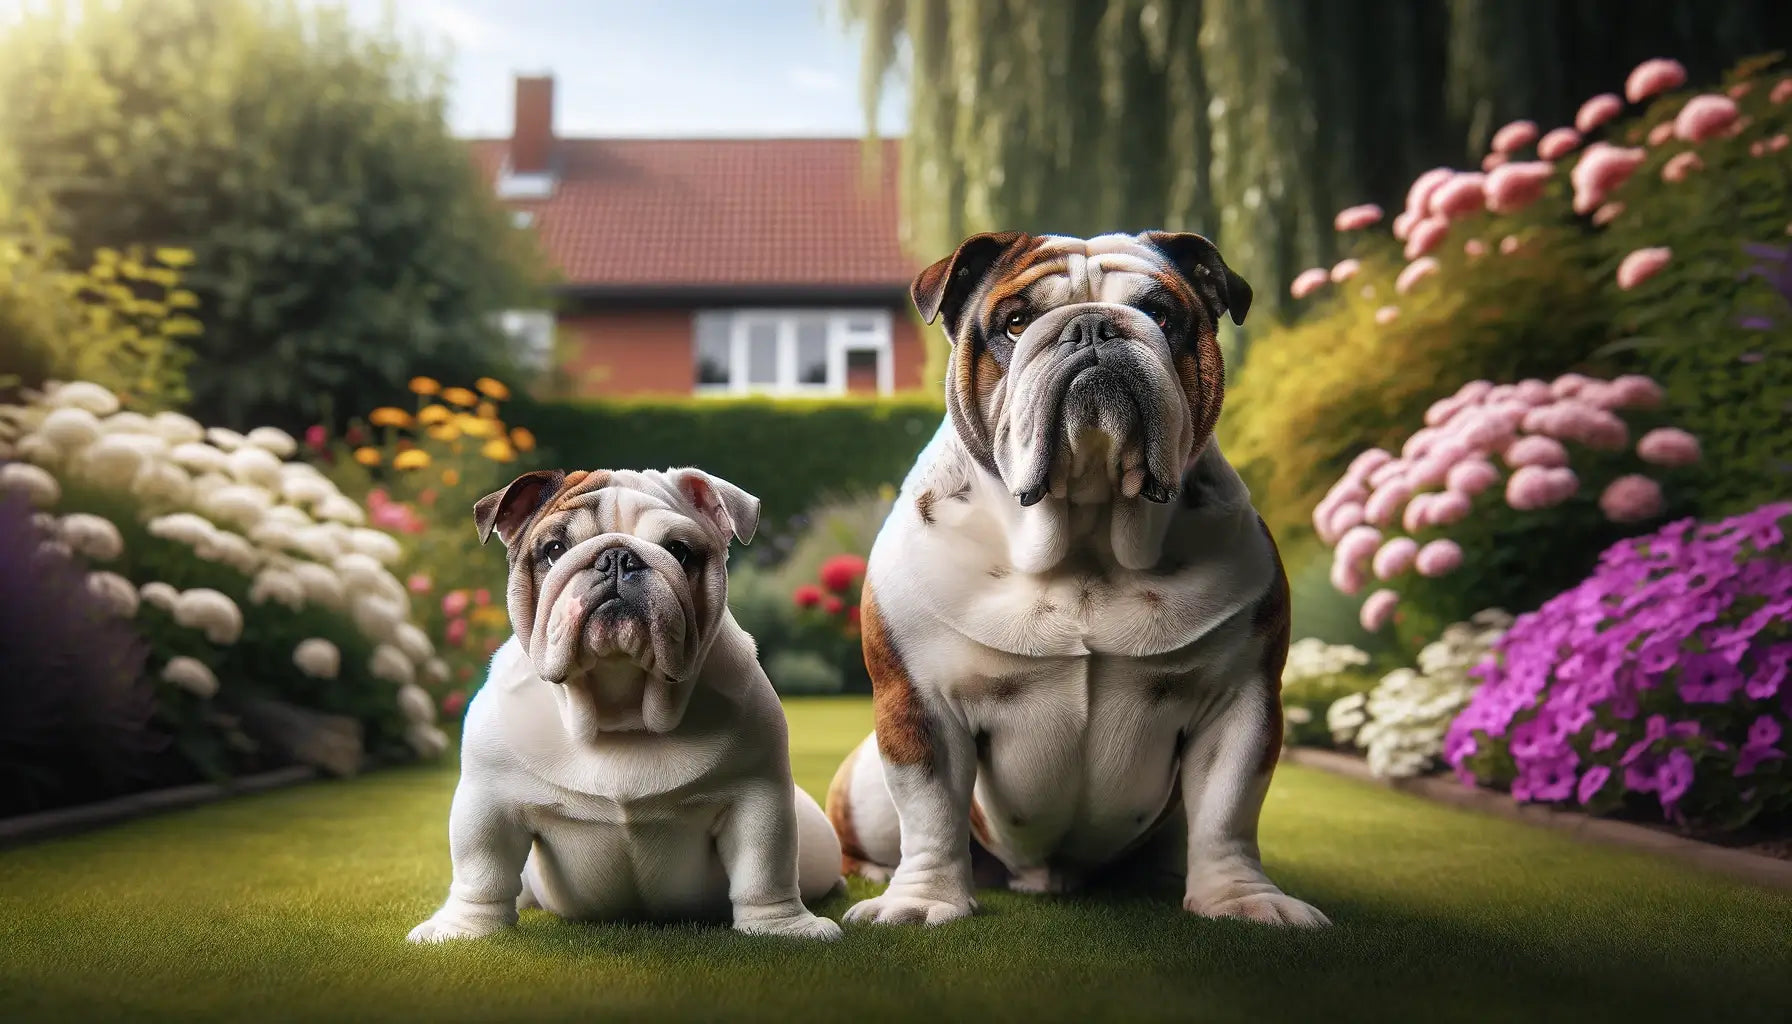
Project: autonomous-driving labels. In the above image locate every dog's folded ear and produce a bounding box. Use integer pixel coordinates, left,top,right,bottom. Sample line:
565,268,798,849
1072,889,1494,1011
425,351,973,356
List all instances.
668,468,761,546
911,231,1027,336
1140,231,1253,327
474,469,567,547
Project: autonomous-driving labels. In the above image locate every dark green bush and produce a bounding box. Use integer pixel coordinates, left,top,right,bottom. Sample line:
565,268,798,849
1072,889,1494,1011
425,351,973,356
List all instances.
518,395,944,529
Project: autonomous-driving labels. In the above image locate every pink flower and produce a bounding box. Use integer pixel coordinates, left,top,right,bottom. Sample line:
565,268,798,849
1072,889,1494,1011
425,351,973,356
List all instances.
1402,493,1434,533
1428,173,1487,220
1369,459,1409,488
1424,395,1470,427
1636,427,1701,467
1647,120,1676,146
1359,590,1399,632
305,424,328,451
1483,161,1552,215
442,590,470,617
1661,150,1702,182
1464,238,1487,258
1592,201,1625,227
1395,257,1440,296
1571,143,1645,214
1330,258,1362,282
1334,204,1383,232
474,588,492,606
1336,525,1383,572
1536,127,1582,160
1347,448,1396,480
1392,210,1416,241
1364,481,1413,526
1445,459,1499,497
1550,372,1593,398
1773,78,1792,105
1404,215,1450,259
1575,93,1623,133
1617,246,1671,290
1290,267,1330,299
1752,140,1770,158
407,573,432,594
1404,167,1455,219
1375,305,1401,325
1769,134,1790,153
368,488,390,508
1504,434,1570,468
1539,401,1629,450
1481,152,1508,172
1499,234,1521,255
1326,502,1366,541
1452,408,1519,452
1454,379,1495,404
1414,539,1464,577
1625,58,1687,103
1673,94,1739,142
1728,82,1752,99
1607,374,1664,410
1506,465,1578,510
1428,490,1472,525
1372,537,1420,580
1330,556,1366,597
1513,379,1554,406
1599,474,1664,523
1491,119,1539,154
445,616,468,647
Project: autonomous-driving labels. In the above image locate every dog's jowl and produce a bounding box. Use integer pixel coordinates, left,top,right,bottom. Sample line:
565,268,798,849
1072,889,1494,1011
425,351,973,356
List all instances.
407,467,843,943
826,231,1329,928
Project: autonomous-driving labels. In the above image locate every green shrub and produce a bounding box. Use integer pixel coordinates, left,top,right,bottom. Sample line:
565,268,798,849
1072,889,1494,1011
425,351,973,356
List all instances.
517,395,942,529
762,649,844,696
0,0,543,434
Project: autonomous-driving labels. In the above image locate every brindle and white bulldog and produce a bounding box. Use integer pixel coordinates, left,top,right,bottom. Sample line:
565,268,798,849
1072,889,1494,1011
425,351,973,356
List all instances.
407,467,842,943
826,231,1328,928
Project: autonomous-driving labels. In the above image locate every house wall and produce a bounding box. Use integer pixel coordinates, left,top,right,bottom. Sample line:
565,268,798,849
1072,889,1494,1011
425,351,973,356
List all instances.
555,304,932,398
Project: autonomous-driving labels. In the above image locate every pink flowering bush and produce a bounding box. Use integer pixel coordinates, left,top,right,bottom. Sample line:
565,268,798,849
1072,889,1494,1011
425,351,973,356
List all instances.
1445,503,1792,830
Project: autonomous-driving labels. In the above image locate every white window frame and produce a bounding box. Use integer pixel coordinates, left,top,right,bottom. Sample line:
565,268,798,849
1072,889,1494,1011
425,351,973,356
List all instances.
493,309,556,373
694,308,893,397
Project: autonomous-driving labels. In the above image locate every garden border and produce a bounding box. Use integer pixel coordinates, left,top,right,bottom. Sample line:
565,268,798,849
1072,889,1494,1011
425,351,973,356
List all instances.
0,766,321,850
1283,748,1792,892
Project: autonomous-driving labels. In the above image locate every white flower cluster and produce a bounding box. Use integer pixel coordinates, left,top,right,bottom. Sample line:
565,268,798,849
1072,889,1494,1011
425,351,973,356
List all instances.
1283,637,1372,685
1326,608,1514,779
2,379,452,754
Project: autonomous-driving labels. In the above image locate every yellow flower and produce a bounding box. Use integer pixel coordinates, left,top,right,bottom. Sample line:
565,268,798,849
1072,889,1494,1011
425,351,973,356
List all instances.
509,427,536,452
482,438,517,463
472,606,510,628
476,400,499,420
354,447,381,467
168,289,200,308
393,449,432,470
153,247,195,267
368,407,413,428
474,377,511,401
160,316,204,337
426,422,462,442
408,376,441,396
441,386,478,407
877,483,897,501
452,413,497,439
441,468,461,487
416,403,451,424
94,246,120,265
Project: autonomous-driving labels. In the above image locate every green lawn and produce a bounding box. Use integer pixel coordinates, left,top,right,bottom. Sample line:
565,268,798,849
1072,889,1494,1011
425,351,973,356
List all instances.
2,697,1789,1024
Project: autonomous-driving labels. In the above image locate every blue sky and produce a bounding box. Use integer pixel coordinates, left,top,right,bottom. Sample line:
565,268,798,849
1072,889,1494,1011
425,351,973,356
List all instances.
335,0,909,138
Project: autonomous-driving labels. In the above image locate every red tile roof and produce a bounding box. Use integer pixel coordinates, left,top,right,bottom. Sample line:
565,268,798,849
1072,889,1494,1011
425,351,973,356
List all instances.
466,137,916,292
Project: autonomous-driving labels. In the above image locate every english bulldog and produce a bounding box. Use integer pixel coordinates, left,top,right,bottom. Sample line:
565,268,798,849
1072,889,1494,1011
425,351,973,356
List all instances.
407,467,843,944
825,231,1328,928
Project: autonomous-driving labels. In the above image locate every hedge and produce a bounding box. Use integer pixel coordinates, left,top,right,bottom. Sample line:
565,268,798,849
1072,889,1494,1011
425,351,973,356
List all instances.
515,395,946,527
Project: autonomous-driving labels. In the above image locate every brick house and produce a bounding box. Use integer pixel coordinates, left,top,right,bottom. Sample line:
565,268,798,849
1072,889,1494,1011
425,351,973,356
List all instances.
467,75,927,398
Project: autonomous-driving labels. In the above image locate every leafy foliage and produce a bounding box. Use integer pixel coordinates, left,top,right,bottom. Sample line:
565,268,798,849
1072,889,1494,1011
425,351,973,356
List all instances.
0,0,544,434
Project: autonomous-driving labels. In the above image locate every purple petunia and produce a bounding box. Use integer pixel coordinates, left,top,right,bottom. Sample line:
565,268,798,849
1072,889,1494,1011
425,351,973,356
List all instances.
1445,502,1792,825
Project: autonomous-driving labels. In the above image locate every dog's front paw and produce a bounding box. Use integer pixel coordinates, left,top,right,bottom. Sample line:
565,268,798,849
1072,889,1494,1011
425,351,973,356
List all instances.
843,891,975,927
406,915,510,943
1186,890,1330,928
735,911,843,942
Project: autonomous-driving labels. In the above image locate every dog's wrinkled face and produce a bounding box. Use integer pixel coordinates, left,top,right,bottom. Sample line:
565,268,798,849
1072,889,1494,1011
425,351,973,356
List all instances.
913,231,1251,510
473,467,759,735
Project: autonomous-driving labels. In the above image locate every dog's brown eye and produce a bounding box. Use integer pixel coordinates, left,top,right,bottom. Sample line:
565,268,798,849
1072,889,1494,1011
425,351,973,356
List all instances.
1144,303,1173,330
541,540,568,565
663,540,692,567
1004,309,1032,339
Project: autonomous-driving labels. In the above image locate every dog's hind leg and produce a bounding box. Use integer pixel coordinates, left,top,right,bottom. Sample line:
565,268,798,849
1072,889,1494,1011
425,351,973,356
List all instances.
515,849,541,912
825,733,900,884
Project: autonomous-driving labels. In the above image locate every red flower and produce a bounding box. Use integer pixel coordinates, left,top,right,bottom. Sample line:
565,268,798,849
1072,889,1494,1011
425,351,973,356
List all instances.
418,487,438,507
441,690,468,718
823,595,845,615
846,605,861,626
793,584,823,609
305,424,327,451
346,425,365,445
818,554,868,594
473,588,491,607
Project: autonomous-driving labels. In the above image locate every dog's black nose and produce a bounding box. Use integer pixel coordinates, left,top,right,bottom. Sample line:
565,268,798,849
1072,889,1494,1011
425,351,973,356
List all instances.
1058,312,1121,350
594,547,646,580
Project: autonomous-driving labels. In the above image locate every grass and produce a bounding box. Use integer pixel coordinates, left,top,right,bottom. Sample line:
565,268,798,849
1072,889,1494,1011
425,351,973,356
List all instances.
2,697,1790,1024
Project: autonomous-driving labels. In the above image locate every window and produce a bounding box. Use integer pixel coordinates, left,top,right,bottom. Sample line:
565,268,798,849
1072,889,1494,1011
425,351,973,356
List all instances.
492,310,556,373
691,310,894,396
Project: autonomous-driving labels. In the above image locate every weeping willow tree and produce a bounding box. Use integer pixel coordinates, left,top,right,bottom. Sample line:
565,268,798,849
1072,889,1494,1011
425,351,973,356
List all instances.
845,0,1792,383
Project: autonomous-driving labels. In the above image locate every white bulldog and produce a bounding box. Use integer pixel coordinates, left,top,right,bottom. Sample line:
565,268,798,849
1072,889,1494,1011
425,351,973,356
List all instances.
408,467,842,943
826,231,1329,928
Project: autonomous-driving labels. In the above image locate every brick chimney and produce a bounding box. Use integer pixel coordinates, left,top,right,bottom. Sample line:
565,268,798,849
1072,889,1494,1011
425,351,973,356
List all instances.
510,74,555,176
